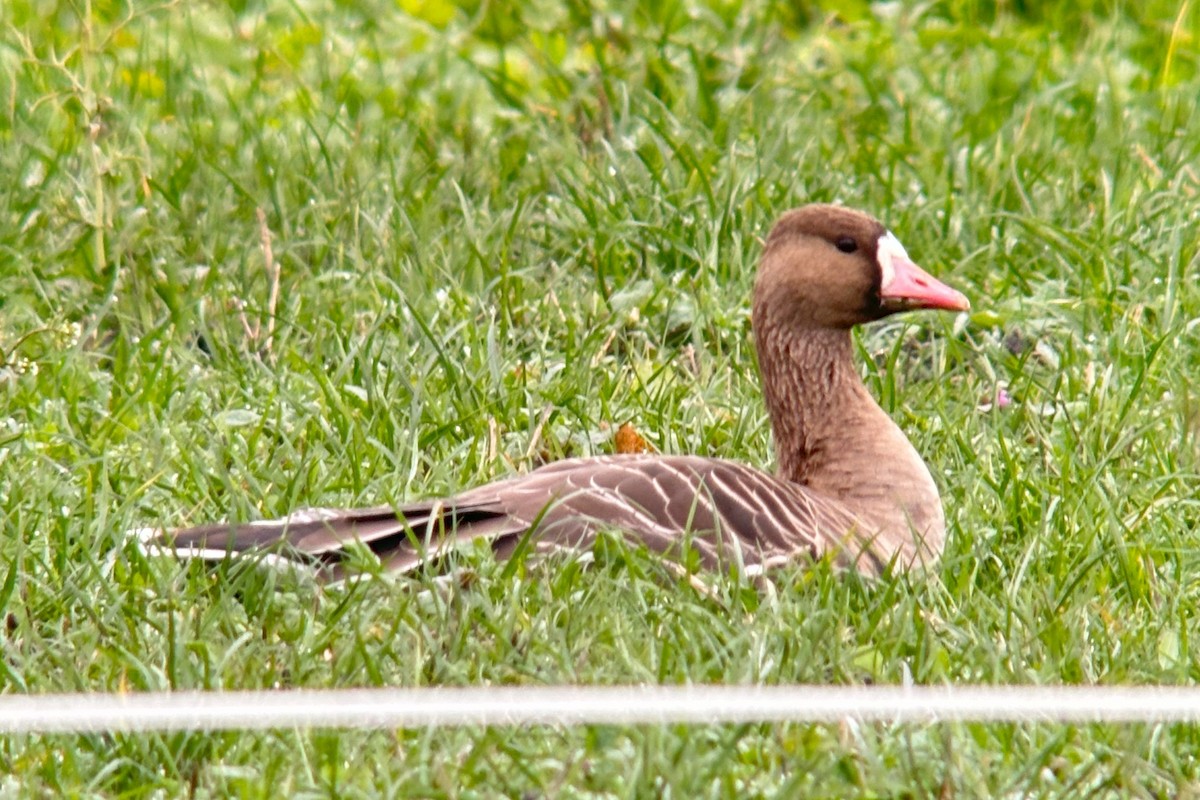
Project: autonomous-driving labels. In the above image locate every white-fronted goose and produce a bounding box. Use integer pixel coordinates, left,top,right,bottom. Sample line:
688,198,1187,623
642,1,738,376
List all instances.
148,205,968,579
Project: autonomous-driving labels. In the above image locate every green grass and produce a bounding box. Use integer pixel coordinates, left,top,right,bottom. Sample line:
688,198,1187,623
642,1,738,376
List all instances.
4,0,1200,794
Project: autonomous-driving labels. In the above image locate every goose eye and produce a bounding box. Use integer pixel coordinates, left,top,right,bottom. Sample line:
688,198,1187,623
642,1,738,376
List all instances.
835,237,858,254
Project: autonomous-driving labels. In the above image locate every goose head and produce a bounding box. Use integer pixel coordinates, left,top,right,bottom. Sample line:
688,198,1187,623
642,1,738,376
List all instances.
754,204,969,332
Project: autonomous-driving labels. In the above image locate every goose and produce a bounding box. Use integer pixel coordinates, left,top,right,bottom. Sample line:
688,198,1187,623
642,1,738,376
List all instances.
145,205,968,579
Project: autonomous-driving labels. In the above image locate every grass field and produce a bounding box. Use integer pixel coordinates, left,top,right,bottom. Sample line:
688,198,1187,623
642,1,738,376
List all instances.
3,0,1200,795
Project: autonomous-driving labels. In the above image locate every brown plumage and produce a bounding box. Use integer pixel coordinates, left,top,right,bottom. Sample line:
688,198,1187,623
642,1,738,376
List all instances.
144,205,968,580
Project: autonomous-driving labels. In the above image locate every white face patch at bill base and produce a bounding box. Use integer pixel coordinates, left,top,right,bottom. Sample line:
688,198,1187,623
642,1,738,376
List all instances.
875,231,910,292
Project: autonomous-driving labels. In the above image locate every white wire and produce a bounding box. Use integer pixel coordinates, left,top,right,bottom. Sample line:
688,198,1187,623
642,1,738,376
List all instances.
3,684,1200,734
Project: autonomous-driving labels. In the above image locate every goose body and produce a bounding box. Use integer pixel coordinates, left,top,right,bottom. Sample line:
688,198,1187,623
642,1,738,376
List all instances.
150,205,968,579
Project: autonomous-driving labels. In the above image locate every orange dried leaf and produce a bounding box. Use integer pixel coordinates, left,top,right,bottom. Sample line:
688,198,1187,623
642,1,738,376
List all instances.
614,422,649,454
